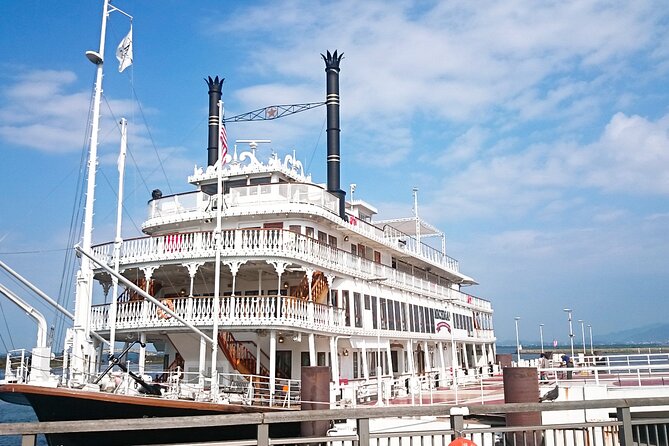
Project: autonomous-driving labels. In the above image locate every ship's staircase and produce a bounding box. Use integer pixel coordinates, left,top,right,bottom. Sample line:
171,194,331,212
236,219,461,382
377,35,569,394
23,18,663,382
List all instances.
118,278,160,302
218,332,291,404
291,271,329,303
156,352,184,383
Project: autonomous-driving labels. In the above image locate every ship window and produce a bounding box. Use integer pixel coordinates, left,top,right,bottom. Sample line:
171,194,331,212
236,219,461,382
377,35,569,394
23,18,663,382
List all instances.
342,290,350,326
305,227,314,238
374,250,381,263
408,304,415,332
301,352,310,366
401,303,407,331
380,298,387,330
353,292,362,328
365,246,374,261
328,235,337,248
318,231,328,244
351,244,357,256
364,294,371,310
357,244,365,258
289,225,301,234
353,352,359,379
414,306,421,333
391,257,397,269
371,296,378,329
249,176,270,185
224,179,247,193
387,299,395,331
329,289,338,307
317,352,327,366
394,301,402,331
429,308,435,334
264,222,283,229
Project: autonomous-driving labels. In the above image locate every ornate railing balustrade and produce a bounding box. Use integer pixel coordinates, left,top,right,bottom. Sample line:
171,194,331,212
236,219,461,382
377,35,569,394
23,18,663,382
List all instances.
145,183,461,273
90,295,346,333
91,229,491,311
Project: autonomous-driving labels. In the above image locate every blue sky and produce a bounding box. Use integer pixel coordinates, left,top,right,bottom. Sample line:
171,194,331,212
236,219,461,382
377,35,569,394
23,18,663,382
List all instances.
0,1,668,350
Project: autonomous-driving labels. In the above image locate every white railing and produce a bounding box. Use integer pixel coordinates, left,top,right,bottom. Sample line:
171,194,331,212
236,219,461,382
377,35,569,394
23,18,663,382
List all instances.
90,295,346,333
147,183,339,220
95,366,300,409
148,191,206,220
1,349,29,384
92,229,492,312
146,183,462,273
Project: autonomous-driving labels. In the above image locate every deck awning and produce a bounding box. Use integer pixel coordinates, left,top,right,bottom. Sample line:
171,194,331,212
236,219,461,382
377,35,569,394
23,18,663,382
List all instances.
375,217,442,238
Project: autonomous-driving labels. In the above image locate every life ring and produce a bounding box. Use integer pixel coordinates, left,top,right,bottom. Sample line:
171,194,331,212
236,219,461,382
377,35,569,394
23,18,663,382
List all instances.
448,439,478,446
157,299,174,319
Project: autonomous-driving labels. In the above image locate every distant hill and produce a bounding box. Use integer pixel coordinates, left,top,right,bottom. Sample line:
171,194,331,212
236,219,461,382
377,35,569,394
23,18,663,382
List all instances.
596,323,669,345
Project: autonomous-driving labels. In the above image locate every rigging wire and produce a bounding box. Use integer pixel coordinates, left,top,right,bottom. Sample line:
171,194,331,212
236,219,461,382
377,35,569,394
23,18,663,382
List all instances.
0,299,15,350
52,76,97,352
306,117,327,173
130,84,173,193
0,247,70,255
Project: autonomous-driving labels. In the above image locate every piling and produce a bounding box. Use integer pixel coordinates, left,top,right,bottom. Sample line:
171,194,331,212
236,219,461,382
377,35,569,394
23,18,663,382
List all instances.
300,366,330,440
503,367,542,446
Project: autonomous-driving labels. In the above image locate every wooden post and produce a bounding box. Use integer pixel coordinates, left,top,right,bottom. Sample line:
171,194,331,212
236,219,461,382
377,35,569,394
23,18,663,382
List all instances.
21,435,36,446
617,407,633,446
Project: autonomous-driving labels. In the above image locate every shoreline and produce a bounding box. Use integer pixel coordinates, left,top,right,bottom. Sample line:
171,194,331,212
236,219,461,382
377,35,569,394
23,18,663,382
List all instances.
505,346,669,355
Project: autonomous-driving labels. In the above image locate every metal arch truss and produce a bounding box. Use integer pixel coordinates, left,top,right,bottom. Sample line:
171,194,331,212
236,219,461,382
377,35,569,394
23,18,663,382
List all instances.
223,101,326,123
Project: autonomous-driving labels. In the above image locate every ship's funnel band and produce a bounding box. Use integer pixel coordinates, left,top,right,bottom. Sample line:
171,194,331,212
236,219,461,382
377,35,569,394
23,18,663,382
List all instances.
327,155,340,161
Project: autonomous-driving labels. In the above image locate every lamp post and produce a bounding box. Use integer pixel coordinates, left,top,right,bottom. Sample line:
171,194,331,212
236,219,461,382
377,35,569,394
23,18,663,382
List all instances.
588,324,594,354
579,319,586,356
514,317,521,364
539,323,545,354
563,308,575,360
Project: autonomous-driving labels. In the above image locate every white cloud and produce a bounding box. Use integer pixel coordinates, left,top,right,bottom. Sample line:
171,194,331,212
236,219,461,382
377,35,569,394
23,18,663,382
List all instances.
0,69,140,155
426,111,669,223
218,1,664,121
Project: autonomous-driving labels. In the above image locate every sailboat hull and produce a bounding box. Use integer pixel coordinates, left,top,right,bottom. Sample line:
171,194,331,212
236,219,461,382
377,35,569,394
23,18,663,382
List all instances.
0,383,300,446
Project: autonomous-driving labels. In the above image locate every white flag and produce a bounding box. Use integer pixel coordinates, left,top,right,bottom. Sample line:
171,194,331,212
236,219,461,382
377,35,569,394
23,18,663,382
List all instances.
116,27,133,73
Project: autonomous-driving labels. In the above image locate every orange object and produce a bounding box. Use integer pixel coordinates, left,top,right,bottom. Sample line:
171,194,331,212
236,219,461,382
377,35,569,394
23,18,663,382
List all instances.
448,438,478,446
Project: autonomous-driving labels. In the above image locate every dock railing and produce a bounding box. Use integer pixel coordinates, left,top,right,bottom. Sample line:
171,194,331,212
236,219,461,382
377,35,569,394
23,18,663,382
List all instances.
2,396,669,446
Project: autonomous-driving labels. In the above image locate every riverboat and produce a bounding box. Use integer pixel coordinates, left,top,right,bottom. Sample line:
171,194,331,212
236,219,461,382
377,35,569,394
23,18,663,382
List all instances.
0,0,496,444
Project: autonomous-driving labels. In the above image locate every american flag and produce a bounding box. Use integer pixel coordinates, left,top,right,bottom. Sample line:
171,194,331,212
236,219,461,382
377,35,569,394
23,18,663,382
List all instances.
219,123,228,165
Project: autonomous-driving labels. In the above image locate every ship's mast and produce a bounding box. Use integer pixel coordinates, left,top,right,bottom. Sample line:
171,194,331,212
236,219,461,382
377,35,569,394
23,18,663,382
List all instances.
71,0,131,385
70,0,111,385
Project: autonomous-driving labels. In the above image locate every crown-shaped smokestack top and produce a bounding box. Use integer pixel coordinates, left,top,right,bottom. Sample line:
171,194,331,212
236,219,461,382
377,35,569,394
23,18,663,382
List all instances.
206,76,225,166
321,50,344,71
322,50,347,220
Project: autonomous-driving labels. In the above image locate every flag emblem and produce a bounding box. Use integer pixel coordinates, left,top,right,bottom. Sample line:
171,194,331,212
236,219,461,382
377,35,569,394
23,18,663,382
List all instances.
116,27,133,73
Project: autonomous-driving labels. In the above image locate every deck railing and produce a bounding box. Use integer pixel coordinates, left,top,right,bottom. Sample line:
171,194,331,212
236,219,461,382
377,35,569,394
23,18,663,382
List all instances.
91,228,491,311
90,295,345,333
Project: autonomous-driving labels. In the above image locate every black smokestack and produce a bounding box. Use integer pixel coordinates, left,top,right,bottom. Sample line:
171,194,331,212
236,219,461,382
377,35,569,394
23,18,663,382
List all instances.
205,76,225,166
322,50,346,220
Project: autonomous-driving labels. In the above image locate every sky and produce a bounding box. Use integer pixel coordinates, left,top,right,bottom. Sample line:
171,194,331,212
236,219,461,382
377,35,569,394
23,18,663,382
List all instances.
0,0,668,351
